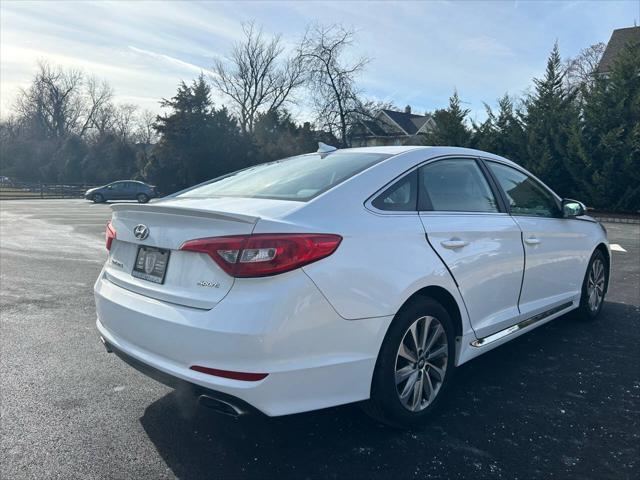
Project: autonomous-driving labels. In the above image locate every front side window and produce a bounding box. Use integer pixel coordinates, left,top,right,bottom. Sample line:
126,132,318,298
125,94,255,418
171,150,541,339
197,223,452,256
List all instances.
487,161,559,217
419,159,498,212
177,152,391,202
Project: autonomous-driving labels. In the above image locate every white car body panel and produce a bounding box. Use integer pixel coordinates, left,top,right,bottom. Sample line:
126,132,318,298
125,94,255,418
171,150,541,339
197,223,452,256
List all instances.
96,268,393,416
420,212,524,339
514,215,596,316
94,146,609,416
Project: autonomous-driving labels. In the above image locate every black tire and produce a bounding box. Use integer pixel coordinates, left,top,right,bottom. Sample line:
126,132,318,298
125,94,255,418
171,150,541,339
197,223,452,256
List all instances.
574,249,608,320
137,193,149,203
92,193,104,203
362,297,456,428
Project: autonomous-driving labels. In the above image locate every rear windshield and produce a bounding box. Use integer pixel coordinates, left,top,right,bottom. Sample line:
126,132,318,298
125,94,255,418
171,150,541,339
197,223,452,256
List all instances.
177,151,391,201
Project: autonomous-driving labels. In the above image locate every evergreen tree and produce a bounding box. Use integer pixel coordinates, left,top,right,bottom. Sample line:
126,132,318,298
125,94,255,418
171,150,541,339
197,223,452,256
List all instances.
424,91,471,146
82,133,137,184
571,41,640,212
469,103,497,151
471,94,526,162
57,135,88,182
251,110,318,162
142,75,248,193
522,43,581,197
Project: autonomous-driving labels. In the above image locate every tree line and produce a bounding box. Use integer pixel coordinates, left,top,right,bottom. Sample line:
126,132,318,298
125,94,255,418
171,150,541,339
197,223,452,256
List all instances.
426,42,639,213
0,23,638,212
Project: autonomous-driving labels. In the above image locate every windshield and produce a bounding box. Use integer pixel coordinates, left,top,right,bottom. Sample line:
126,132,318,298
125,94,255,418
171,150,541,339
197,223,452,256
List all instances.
177,151,391,201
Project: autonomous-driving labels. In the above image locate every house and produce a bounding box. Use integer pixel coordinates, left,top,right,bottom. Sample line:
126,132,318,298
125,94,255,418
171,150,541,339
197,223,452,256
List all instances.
596,26,640,75
351,106,436,147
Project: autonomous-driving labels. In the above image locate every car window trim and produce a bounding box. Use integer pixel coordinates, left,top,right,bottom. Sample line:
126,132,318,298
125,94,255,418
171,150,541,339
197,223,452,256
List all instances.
480,158,563,219
365,154,509,216
371,169,419,212
417,158,505,214
475,158,508,213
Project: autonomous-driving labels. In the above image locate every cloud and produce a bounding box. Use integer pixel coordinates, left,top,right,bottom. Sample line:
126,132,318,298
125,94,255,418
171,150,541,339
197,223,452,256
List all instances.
460,35,514,57
1,0,638,121
127,46,211,76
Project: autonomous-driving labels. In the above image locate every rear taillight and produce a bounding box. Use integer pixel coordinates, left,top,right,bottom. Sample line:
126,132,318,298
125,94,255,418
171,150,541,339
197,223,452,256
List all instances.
105,220,116,251
180,233,342,278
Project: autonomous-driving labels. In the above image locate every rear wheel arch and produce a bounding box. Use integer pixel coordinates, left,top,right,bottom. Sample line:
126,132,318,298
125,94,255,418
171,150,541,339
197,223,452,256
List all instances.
365,288,459,426
398,286,463,340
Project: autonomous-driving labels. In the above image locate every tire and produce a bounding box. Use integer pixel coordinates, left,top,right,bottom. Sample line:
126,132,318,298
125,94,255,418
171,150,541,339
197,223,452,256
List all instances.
574,249,608,320
362,297,456,428
137,193,149,203
92,193,104,203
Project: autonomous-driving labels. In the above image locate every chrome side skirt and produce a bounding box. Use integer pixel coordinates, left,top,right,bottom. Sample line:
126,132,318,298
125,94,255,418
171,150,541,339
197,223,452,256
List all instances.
471,302,574,347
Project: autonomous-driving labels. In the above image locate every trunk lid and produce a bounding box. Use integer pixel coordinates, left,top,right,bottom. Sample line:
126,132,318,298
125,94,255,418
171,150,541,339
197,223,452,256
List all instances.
105,200,264,309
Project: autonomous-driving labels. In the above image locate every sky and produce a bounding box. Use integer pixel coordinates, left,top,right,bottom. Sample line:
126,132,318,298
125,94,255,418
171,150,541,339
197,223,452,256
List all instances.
1,0,639,123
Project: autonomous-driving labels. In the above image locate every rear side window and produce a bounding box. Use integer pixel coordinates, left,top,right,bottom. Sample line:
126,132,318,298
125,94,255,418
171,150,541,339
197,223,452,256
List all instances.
371,171,418,211
419,159,498,212
177,152,391,202
487,161,560,217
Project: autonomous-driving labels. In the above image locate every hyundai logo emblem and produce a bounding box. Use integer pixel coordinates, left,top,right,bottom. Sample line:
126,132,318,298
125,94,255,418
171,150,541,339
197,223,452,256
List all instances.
133,224,149,240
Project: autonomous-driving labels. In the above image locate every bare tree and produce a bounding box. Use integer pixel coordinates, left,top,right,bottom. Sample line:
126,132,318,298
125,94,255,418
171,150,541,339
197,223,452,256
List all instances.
14,61,114,139
564,42,606,90
90,102,116,137
80,76,113,137
212,22,305,134
112,103,138,142
300,24,369,147
15,61,84,138
134,109,158,145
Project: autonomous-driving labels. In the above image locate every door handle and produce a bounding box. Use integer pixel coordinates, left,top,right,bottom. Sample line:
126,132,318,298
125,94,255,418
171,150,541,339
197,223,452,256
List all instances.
524,236,541,245
441,239,469,249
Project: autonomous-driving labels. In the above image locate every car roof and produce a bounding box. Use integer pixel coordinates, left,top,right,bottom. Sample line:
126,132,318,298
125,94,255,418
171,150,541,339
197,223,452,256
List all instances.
340,145,518,167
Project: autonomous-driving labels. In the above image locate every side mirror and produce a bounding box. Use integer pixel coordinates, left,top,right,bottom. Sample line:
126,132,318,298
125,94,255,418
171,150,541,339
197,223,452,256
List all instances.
562,199,585,218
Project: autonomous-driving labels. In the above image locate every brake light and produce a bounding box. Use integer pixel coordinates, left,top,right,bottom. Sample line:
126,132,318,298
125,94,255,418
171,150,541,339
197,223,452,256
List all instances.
180,233,342,277
105,220,116,251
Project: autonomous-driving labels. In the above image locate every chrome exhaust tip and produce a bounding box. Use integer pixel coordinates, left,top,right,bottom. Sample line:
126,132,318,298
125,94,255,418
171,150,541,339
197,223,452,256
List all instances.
100,336,113,353
198,395,246,417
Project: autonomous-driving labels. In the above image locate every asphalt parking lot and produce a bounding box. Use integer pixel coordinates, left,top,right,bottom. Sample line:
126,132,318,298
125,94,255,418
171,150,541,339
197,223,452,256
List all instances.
1,199,639,480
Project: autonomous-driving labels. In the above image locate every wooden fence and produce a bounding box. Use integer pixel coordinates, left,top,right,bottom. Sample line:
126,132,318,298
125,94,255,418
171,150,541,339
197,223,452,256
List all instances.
0,182,99,200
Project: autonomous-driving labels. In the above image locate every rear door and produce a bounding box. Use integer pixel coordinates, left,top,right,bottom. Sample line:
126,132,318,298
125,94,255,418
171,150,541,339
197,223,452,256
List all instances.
105,202,258,309
484,160,592,317
123,182,137,200
418,158,525,339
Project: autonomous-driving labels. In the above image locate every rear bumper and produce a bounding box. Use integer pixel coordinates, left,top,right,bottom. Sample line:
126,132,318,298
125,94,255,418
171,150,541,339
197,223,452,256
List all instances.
100,335,257,415
94,269,393,416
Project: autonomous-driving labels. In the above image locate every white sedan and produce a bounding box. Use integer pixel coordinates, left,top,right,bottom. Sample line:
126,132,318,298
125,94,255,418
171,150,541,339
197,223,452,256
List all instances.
95,145,609,427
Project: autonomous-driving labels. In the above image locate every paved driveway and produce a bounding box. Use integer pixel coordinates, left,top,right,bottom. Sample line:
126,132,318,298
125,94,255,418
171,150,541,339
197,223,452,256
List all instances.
1,199,638,479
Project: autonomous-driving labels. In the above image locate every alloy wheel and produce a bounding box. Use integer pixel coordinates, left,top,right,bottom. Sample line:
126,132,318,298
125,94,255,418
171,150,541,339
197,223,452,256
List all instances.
587,258,605,312
394,315,448,412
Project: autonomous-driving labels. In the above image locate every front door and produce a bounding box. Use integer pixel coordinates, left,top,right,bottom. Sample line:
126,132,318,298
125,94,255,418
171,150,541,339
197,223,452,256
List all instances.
108,182,127,200
485,161,592,317
418,158,525,339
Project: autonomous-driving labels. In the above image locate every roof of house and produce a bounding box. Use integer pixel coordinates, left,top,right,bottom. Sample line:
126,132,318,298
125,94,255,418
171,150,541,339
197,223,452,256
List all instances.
380,109,431,135
360,119,388,136
597,26,640,73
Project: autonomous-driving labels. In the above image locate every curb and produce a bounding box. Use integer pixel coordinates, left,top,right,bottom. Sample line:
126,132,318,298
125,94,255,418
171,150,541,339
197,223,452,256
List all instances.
592,215,640,225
